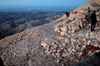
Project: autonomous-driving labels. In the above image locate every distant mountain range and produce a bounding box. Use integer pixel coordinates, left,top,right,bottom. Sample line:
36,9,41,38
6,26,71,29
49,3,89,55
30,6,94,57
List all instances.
0,11,65,39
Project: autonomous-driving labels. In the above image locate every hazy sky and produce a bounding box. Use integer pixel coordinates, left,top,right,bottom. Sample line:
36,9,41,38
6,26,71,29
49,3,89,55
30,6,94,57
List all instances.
0,0,89,7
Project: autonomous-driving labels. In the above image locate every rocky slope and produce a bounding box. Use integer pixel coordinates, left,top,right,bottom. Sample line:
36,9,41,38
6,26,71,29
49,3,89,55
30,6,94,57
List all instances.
0,0,100,66
73,0,100,13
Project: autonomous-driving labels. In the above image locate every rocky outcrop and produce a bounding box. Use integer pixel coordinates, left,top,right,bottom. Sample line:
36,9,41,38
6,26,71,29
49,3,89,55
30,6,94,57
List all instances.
73,0,100,13
41,1,100,66
55,17,85,35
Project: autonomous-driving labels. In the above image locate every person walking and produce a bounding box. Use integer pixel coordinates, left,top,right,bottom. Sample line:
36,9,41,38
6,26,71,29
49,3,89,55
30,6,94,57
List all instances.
66,12,70,18
91,10,97,31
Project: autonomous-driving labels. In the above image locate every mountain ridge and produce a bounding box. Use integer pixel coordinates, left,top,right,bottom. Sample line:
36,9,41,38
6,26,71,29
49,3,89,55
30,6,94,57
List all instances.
73,0,100,13
0,0,100,66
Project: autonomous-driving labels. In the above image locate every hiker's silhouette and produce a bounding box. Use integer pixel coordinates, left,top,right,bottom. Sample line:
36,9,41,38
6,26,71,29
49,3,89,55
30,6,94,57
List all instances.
91,10,97,31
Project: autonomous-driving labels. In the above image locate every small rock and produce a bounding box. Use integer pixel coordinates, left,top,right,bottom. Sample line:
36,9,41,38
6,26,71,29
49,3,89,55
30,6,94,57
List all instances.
57,60,60,63
82,45,86,49
62,52,71,57
51,53,56,57
94,44,99,47
62,43,67,47
37,46,40,49
52,49,57,53
60,32,66,36
54,45,58,49
47,52,51,56
83,38,86,41
77,60,79,62
72,49,76,53
61,26,67,32
47,46,50,51
70,38,77,42
56,58,62,63
57,49,61,53
41,42,47,49
88,40,91,45
56,53,61,58
64,49,67,52
77,52,83,56
96,12,99,16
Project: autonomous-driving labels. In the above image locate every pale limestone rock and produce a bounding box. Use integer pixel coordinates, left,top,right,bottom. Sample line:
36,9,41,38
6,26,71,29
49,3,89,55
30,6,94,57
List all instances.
52,49,57,53
65,38,70,43
62,43,67,47
57,60,60,63
62,52,71,57
56,58,62,63
45,50,49,53
70,38,77,42
55,27,59,32
86,33,89,37
60,32,66,36
61,26,67,32
47,52,51,56
41,42,47,49
67,48,72,52
63,49,67,52
57,49,61,53
88,40,91,45
72,49,76,53
96,12,100,16
57,37,70,43
97,16,100,21
76,45,80,49
82,45,86,49
51,53,56,57
77,52,83,56
83,38,87,41
54,44,58,49
94,44,99,47
47,46,50,52
61,47,64,50
56,53,61,58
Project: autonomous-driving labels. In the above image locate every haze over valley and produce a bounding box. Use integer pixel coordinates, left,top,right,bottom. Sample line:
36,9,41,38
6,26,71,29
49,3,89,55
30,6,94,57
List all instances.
0,11,66,39
0,6,77,12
